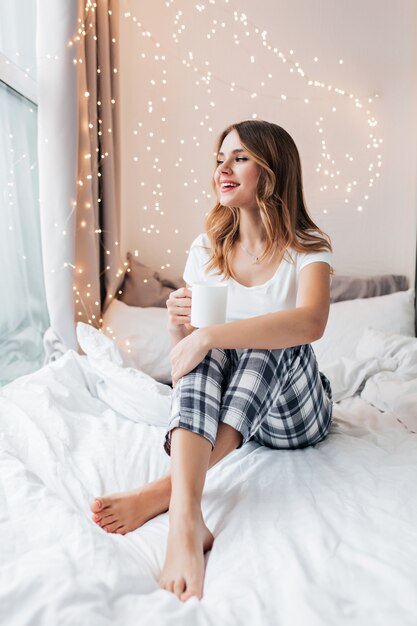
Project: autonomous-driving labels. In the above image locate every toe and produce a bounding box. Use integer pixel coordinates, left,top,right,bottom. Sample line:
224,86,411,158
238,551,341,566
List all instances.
173,578,186,599
181,588,201,602
97,512,116,525
160,579,174,592
104,520,124,534
181,579,202,602
91,498,103,513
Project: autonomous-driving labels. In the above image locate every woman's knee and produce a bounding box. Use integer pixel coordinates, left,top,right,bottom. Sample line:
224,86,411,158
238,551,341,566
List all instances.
182,347,230,381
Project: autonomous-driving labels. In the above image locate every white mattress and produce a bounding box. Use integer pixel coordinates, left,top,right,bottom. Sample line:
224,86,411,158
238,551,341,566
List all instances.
1,349,417,625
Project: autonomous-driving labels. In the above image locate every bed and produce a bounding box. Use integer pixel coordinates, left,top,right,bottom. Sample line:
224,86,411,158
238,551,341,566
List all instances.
1,269,417,626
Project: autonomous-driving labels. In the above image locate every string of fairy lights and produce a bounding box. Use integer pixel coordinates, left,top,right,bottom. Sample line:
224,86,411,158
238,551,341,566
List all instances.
4,0,383,330
121,0,382,285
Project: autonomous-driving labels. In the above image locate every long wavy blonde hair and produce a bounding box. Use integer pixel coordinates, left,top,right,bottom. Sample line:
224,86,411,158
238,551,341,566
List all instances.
205,120,333,279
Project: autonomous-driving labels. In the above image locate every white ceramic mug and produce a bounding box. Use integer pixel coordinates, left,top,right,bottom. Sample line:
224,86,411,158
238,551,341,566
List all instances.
190,282,228,328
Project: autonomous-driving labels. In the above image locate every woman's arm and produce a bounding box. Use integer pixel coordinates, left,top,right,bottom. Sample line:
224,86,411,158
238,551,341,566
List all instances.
200,262,331,350
169,325,194,348
169,263,330,385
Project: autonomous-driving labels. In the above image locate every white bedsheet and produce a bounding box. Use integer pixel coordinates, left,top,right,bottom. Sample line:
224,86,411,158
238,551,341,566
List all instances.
1,339,417,625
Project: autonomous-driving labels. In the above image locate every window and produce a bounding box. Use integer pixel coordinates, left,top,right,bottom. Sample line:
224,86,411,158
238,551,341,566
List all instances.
0,1,49,385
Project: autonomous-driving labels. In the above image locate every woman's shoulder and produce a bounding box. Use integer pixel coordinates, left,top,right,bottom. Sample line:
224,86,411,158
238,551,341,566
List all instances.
285,230,332,267
292,230,332,253
189,232,212,252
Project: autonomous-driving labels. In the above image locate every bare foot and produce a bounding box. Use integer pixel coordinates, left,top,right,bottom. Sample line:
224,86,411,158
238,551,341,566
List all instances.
159,507,214,602
90,477,170,534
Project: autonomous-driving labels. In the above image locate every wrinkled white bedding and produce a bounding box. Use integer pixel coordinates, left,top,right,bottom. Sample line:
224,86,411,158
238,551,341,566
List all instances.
321,327,417,433
1,325,417,626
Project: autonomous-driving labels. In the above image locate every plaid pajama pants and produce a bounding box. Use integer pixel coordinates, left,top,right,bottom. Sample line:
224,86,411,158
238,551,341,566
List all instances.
164,344,333,455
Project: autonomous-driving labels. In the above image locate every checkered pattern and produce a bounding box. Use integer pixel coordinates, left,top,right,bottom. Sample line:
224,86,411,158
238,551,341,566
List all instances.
164,345,333,455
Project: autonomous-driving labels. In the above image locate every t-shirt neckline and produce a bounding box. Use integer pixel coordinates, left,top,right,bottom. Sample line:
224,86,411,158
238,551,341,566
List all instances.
229,251,290,290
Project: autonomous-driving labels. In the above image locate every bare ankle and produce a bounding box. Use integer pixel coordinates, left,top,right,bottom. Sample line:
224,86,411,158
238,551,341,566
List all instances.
168,498,202,522
148,475,170,511
154,473,171,492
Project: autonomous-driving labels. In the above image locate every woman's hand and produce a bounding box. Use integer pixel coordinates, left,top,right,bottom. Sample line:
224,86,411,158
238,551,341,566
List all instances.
170,329,210,387
166,287,192,331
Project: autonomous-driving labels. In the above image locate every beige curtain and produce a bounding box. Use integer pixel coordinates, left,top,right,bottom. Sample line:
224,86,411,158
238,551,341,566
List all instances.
74,0,124,328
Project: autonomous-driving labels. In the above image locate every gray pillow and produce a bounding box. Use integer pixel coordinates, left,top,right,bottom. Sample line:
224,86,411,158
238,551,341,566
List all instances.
118,253,185,308
330,275,409,303
119,253,409,309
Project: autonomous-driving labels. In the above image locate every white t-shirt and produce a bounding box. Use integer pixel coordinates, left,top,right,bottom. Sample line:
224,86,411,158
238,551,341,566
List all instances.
183,233,333,323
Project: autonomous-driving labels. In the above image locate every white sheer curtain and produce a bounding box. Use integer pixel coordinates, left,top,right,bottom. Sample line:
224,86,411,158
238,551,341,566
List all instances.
0,0,37,79
37,0,123,361
0,0,49,385
0,0,123,381
37,0,79,359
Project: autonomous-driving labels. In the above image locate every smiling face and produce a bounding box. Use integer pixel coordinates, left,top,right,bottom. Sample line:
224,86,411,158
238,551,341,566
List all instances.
214,129,261,211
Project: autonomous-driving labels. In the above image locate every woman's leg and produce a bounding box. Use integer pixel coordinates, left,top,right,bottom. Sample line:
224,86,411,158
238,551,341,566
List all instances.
252,344,333,449
220,344,333,450
90,422,242,533
157,345,332,602
91,348,239,533
159,427,214,601
218,347,296,445
91,345,330,533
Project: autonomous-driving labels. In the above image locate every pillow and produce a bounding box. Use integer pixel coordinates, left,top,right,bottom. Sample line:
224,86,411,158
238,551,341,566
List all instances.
312,288,416,369
118,253,185,307
355,327,417,432
101,298,172,384
119,256,408,307
76,322,172,427
330,274,409,303
104,286,415,380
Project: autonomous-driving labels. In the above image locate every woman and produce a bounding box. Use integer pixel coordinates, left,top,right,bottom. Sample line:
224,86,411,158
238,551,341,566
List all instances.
91,119,334,604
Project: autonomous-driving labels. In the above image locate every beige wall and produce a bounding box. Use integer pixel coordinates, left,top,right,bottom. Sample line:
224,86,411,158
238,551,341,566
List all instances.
119,0,417,285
